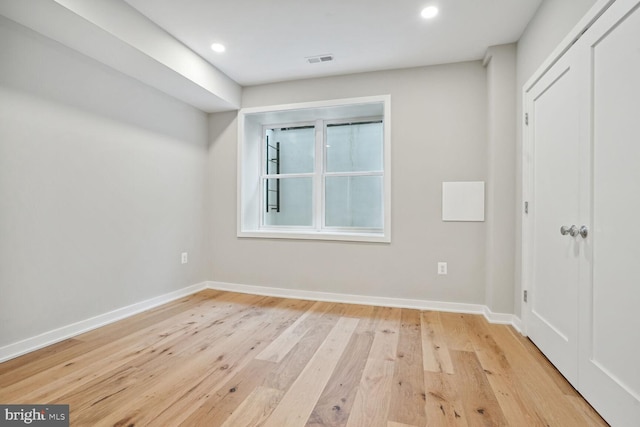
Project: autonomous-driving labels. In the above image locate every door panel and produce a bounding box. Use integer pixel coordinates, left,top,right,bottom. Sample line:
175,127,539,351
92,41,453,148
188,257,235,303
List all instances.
527,49,581,386
526,1,640,425
578,1,640,425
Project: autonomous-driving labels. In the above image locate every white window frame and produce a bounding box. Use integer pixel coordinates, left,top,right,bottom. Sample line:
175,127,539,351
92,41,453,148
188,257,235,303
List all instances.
238,95,391,243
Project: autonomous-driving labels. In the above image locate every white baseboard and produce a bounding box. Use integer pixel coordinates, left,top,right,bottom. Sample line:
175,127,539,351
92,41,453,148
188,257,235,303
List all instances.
0,282,208,363
482,306,517,325
207,281,520,328
510,316,524,334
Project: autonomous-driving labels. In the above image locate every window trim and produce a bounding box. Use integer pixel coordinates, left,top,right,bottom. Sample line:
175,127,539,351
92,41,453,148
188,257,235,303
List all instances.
238,95,391,243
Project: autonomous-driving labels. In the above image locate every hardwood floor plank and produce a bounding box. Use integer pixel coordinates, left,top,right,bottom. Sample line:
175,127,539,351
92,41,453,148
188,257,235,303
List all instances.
220,386,283,427
345,307,402,427
487,323,604,426
439,312,473,352
387,309,426,426
306,331,374,427
461,315,548,426
262,304,343,392
421,311,455,374
261,316,360,427
368,307,402,362
424,371,469,426
256,300,329,363
0,338,84,386
178,359,275,426
306,304,376,427
565,395,609,426
387,422,418,427
509,327,579,396
450,350,508,426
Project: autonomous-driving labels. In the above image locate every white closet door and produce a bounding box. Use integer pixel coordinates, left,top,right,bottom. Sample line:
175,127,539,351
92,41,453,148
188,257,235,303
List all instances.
525,47,583,387
577,0,640,425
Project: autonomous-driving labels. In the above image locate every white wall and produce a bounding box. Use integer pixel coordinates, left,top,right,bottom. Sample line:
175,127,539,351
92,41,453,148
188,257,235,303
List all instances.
0,17,209,347
208,62,490,306
514,0,597,316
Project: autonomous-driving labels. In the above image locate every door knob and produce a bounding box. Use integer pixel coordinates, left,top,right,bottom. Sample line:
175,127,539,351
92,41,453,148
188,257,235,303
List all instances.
560,225,579,237
579,225,588,238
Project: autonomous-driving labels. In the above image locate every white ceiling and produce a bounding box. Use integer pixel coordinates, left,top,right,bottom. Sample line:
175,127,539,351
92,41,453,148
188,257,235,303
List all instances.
124,0,542,87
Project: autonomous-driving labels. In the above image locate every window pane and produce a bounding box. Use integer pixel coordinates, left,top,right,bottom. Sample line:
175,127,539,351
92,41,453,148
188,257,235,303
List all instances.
326,122,383,173
325,176,383,228
264,177,313,226
266,126,315,175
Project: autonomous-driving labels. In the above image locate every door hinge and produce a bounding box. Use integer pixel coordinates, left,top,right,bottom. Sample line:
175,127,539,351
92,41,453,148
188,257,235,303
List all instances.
525,113,529,126
524,290,528,303
524,201,529,214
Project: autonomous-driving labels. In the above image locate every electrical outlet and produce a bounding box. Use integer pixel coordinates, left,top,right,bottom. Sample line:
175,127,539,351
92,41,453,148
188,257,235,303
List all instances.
181,252,188,264
437,262,447,275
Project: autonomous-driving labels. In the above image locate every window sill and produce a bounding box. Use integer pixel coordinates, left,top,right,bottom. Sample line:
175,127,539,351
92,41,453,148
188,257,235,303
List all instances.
237,229,390,243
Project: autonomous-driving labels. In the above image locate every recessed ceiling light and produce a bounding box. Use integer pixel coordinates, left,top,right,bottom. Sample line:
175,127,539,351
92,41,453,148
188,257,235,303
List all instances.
211,43,226,53
421,6,439,19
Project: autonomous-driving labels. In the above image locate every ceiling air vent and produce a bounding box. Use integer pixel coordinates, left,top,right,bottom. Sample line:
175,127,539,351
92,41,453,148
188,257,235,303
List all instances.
306,54,334,64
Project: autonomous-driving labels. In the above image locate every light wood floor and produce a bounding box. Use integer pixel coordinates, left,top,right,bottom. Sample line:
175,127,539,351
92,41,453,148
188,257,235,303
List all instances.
0,290,607,426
